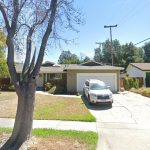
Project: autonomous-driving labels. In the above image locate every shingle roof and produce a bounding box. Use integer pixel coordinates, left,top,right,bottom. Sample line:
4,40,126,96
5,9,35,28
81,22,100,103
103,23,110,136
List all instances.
64,64,123,70
15,63,123,73
130,63,150,71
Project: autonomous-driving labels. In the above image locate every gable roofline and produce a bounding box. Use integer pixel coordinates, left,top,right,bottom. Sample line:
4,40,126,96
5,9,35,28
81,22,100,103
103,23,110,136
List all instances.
129,63,150,71
80,60,103,66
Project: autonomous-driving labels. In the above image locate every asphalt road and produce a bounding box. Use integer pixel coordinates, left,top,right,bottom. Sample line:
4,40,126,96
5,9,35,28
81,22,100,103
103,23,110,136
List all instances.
83,92,150,150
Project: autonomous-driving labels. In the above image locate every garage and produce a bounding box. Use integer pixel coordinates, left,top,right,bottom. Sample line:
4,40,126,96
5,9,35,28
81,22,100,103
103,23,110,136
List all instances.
77,73,117,92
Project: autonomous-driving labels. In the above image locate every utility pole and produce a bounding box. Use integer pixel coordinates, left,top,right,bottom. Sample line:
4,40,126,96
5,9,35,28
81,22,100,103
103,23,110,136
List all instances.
95,42,103,52
104,24,117,66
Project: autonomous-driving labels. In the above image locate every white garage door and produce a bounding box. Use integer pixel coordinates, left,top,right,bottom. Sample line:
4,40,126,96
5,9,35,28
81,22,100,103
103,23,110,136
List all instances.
77,73,117,92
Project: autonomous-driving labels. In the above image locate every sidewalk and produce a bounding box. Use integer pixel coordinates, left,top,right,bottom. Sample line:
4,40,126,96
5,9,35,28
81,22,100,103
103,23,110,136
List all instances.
0,118,97,132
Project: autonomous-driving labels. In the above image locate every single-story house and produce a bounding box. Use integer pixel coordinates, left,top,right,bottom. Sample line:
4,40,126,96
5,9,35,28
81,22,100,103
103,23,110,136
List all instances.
16,61,123,93
126,63,150,86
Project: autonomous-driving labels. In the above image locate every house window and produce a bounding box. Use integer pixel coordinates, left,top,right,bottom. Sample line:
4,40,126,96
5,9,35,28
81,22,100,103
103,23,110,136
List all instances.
47,73,62,80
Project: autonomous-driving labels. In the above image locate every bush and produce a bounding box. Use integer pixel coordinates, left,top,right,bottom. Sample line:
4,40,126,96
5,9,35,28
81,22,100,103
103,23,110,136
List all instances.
44,82,53,91
124,76,139,90
131,87,150,97
0,83,15,91
48,85,66,94
48,86,56,94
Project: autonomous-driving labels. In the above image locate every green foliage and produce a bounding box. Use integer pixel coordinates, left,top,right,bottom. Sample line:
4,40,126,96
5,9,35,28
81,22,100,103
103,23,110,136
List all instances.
0,29,6,49
80,56,91,63
0,83,15,91
44,82,53,91
143,42,150,62
93,47,103,62
58,50,80,64
130,87,150,97
0,128,98,150
45,81,66,94
146,72,150,87
0,50,8,78
94,40,144,68
124,76,140,90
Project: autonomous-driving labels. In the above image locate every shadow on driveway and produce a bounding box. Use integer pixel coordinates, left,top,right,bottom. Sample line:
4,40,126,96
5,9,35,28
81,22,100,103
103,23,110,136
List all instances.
81,95,112,111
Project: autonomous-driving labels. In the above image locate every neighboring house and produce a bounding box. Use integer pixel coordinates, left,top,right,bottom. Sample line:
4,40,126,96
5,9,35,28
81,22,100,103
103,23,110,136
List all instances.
15,61,123,93
126,63,150,86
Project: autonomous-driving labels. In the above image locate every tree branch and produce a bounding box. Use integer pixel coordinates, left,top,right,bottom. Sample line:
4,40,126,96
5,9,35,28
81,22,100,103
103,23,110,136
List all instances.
31,0,58,77
22,27,34,76
0,2,10,31
11,0,20,35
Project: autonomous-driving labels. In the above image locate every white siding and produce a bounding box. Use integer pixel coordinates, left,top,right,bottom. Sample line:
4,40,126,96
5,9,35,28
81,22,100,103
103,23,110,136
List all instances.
36,74,43,87
126,65,146,86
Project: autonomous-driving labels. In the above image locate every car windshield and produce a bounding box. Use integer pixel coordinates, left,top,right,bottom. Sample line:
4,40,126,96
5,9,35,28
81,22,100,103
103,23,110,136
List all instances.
90,83,107,90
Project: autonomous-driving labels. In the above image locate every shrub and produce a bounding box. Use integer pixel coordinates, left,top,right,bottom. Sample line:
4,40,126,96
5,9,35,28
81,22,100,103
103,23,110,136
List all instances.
0,83,15,91
48,86,56,94
44,82,53,91
124,76,139,90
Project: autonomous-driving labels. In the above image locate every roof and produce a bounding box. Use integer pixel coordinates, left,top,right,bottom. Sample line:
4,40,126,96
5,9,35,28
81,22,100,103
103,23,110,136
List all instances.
81,60,103,66
64,64,123,71
15,63,123,73
130,63,150,71
15,64,65,73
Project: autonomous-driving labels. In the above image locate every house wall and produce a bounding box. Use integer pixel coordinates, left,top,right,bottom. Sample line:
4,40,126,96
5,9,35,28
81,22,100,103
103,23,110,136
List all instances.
67,70,120,93
126,65,146,86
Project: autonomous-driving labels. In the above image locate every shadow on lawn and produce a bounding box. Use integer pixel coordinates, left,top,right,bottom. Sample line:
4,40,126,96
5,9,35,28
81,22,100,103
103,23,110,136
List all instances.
81,95,112,111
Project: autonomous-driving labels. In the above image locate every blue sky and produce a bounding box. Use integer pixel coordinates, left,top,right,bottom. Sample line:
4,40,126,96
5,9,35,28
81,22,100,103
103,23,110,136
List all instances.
44,0,150,63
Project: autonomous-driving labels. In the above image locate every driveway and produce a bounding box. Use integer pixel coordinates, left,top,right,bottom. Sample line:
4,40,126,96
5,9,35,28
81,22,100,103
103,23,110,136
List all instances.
83,92,150,150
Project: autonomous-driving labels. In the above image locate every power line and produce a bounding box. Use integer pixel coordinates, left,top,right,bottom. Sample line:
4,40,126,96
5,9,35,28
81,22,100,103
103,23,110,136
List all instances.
134,38,150,45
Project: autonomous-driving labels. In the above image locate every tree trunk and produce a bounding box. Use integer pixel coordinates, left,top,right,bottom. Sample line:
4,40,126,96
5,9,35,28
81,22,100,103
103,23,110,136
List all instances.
1,81,36,150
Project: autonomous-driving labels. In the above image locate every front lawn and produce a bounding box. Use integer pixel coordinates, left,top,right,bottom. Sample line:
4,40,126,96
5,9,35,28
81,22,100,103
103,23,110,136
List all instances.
130,87,150,97
0,92,95,121
0,128,98,150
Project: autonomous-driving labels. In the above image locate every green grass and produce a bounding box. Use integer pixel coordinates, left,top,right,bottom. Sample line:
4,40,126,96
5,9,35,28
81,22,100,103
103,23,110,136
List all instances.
0,128,98,150
0,92,96,122
33,95,96,122
130,87,150,97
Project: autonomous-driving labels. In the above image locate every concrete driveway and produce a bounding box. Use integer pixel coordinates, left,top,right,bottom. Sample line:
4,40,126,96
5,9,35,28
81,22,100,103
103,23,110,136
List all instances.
83,92,150,150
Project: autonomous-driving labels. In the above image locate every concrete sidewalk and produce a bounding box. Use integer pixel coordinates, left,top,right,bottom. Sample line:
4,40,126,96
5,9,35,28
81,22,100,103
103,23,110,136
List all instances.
0,118,97,132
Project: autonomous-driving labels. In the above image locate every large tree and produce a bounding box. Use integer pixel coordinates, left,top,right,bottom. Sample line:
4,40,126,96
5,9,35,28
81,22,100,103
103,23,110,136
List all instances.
93,47,103,63
58,50,80,64
0,0,81,149
121,42,144,68
143,42,150,62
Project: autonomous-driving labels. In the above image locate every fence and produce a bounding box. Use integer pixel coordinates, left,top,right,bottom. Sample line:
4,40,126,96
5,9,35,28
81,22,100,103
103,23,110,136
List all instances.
0,78,10,85
120,77,143,88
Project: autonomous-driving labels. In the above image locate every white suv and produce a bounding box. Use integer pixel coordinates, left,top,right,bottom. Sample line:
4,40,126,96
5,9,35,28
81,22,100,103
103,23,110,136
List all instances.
83,79,113,104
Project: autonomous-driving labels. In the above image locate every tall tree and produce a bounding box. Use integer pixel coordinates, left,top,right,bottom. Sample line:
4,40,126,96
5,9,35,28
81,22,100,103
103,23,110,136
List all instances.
143,42,150,62
0,0,82,149
93,47,103,62
58,50,80,64
121,42,144,68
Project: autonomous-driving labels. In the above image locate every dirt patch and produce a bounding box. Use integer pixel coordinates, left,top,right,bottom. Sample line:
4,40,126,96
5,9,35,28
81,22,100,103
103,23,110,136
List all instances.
0,134,87,150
